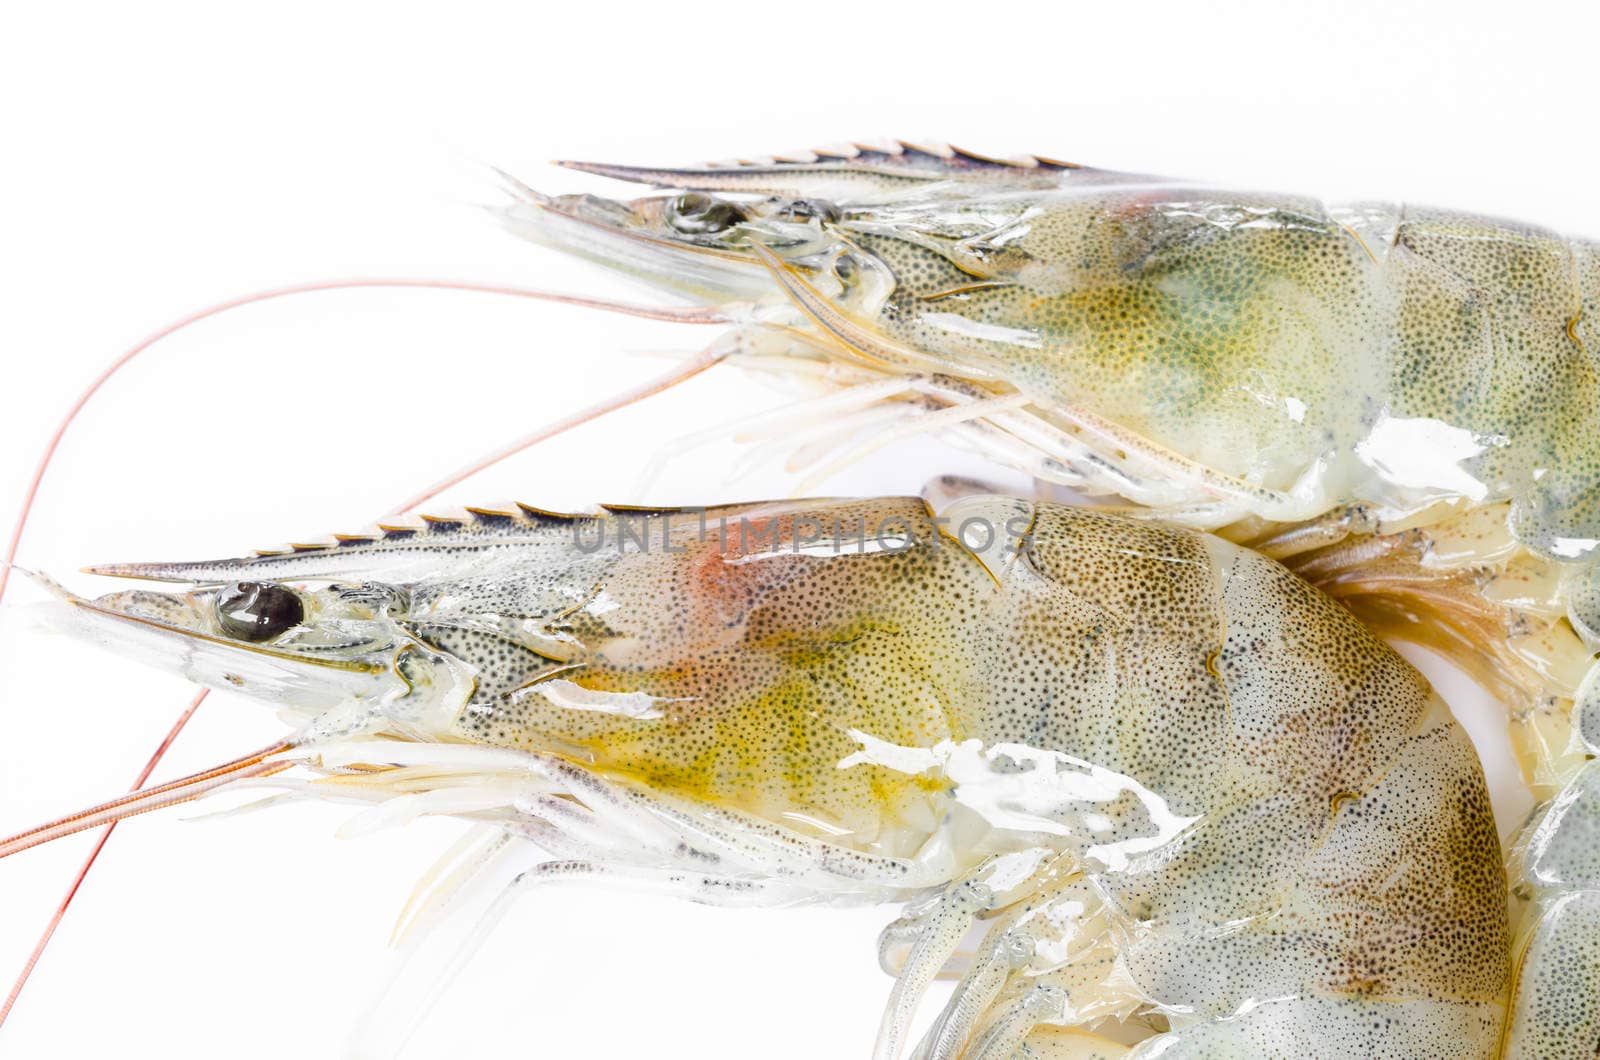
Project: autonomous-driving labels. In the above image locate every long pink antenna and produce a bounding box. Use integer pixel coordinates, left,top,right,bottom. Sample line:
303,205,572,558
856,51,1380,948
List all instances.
385,335,732,516
0,277,730,1032
0,689,209,1027
0,278,725,605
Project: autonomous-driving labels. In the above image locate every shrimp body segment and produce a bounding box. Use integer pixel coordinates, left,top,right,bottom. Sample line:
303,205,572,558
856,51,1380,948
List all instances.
33,496,1509,1056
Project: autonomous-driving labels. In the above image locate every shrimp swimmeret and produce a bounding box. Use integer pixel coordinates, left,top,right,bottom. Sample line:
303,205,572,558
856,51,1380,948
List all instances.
5,496,1510,1057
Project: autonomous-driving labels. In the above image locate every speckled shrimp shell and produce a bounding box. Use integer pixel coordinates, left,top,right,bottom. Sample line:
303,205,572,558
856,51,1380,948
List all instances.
8,142,1600,1057
8,496,1511,1056
503,147,1600,1050
513,144,1600,552
504,144,1600,763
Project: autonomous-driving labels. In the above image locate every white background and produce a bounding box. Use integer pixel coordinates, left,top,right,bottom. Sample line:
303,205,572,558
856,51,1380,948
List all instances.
0,2,1586,1056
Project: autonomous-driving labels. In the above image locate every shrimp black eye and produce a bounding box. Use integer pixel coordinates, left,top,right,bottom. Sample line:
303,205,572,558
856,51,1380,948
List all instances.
833,253,860,285
215,582,303,642
667,193,747,234
775,198,841,224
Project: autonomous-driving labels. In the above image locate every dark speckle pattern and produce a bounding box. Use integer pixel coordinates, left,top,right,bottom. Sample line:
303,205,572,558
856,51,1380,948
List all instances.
75,495,1513,1054
517,166,1600,562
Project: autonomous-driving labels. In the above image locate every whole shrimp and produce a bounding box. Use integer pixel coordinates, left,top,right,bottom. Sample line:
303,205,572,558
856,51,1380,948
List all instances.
6,496,1509,1057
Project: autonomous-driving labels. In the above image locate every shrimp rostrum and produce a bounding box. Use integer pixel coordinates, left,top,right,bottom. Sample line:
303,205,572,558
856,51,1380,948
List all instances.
11,496,1509,1057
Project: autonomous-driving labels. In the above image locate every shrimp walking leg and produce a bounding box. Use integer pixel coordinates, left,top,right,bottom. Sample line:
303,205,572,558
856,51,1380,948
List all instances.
875,878,993,1060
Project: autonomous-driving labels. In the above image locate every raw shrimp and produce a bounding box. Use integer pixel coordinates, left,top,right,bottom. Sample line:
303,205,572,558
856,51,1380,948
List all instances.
506,143,1600,790
6,495,1509,1057
506,148,1600,1047
514,143,1599,554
